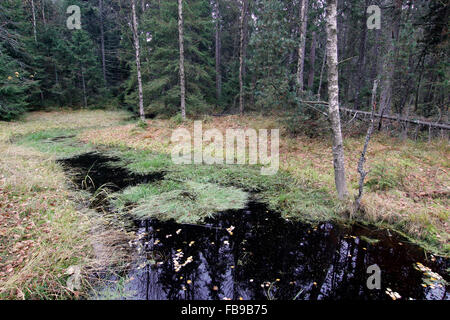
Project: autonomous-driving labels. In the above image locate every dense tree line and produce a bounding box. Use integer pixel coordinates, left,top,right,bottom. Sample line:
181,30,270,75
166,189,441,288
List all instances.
0,0,448,123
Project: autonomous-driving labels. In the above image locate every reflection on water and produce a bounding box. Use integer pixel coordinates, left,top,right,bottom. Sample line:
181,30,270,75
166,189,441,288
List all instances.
58,152,449,300
124,202,449,301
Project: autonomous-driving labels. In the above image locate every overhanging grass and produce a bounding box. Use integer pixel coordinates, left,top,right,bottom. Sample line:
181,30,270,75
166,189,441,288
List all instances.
126,181,248,224
110,155,338,224
111,180,183,210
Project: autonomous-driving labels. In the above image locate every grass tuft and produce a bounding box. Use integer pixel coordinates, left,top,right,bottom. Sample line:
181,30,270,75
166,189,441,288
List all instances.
126,181,248,224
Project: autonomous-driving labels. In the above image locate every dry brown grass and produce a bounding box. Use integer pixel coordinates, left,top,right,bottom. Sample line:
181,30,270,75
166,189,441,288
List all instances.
0,109,128,143
0,110,133,299
0,142,93,299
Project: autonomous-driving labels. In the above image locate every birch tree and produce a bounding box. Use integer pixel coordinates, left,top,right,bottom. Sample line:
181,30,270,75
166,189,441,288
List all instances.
31,0,37,43
214,0,222,103
307,30,316,90
178,0,186,120
99,0,107,86
131,0,145,121
296,0,308,92
326,0,348,200
379,0,402,118
239,0,248,115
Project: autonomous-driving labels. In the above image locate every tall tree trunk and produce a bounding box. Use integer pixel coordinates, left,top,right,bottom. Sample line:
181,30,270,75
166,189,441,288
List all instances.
31,0,37,43
353,0,368,109
131,0,145,121
317,49,326,100
55,64,58,86
239,0,248,115
214,0,222,103
99,0,107,86
326,0,348,200
307,31,316,90
296,0,309,92
178,0,186,120
370,29,381,81
41,0,46,26
379,0,402,117
80,65,87,108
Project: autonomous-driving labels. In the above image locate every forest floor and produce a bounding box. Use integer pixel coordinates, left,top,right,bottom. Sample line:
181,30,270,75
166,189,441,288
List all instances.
0,109,448,299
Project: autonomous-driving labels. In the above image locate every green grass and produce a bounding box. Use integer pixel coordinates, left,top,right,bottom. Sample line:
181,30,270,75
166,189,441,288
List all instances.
16,128,93,158
112,149,173,174
109,151,338,223
112,180,183,210
126,181,248,223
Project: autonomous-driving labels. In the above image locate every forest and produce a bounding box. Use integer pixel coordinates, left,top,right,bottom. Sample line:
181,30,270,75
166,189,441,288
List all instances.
0,0,449,302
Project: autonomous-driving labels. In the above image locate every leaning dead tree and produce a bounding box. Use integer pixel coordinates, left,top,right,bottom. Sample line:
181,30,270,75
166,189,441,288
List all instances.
299,101,450,133
354,80,378,213
339,108,450,131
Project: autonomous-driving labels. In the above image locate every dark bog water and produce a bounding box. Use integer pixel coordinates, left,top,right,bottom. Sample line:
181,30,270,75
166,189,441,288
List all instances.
125,203,448,300
58,152,164,191
60,152,449,300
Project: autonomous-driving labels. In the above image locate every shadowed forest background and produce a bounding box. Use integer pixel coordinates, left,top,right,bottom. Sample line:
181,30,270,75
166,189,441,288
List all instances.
0,0,449,300
1,0,448,125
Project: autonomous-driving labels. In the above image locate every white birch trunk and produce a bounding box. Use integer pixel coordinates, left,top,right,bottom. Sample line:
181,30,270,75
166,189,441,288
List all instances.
214,0,222,103
296,0,308,92
239,0,247,115
178,0,186,120
326,0,348,200
99,0,107,86
131,0,145,121
31,0,37,43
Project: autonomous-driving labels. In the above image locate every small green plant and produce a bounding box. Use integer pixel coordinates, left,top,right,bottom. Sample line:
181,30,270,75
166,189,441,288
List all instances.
170,113,185,125
136,120,148,129
365,163,399,191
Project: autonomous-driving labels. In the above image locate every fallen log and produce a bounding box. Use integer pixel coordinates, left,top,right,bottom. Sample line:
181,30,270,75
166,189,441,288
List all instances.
299,100,450,130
